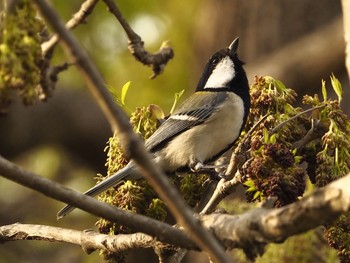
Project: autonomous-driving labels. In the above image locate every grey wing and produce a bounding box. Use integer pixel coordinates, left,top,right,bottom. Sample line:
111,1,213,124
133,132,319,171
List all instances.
145,92,228,152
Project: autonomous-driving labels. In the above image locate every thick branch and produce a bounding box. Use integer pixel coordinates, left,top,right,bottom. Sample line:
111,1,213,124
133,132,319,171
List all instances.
201,173,350,259
0,223,164,254
2,174,350,260
0,155,195,250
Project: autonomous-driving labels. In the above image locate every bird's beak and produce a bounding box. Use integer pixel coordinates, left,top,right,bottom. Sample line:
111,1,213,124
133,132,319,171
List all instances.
229,37,239,56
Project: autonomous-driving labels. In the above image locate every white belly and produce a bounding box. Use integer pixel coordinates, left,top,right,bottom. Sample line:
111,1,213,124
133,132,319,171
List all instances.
155,93,244,171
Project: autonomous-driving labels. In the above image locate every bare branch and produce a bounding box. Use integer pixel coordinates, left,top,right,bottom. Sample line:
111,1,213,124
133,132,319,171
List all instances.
269,105,325,135
0,223,164,254
102,0,174,79
201,173,350,260
0,155,196,250
2,174,350,261
41,0,99,57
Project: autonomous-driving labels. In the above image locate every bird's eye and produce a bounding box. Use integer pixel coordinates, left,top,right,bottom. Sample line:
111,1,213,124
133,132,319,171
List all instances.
212,58,219,65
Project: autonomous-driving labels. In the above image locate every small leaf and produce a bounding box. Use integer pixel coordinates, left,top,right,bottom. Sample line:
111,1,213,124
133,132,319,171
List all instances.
330,74,342,103
253,191,262,200
274,79,287,93
170,89,185,114
121,81,132,106
269,133,277,144
149,104,165,120
321,79,327,101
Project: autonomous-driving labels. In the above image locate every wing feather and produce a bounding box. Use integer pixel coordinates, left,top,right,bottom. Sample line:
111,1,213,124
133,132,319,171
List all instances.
145,92,228,152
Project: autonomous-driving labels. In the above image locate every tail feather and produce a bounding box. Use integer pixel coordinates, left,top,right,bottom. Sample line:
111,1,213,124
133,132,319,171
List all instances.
57,162,138,219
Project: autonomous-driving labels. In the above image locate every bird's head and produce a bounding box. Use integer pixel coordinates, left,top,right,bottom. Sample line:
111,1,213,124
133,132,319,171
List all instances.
195,37,248,93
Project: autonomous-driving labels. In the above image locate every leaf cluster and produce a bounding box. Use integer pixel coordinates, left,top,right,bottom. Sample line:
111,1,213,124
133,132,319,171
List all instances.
0,0,47,114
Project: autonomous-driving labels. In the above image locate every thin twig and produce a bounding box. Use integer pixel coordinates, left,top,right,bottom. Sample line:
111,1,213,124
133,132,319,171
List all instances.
102,0,174,79
41,0,99,57
293,118,327,149
32,1,231,262
199,114,270,215
227,113,271,177
269,105,326,135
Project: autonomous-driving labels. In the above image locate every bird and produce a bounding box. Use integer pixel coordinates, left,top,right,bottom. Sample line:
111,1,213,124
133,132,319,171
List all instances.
57,37,250,219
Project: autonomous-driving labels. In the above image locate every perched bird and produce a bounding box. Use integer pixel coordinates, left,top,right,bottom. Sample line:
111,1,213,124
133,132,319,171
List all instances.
57,37,250,219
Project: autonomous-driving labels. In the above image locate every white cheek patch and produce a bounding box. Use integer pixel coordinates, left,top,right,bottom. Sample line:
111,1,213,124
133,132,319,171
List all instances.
204,57,235,89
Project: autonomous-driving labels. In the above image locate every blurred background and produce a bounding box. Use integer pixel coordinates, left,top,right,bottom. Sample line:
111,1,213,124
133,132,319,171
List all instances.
0,0,348,262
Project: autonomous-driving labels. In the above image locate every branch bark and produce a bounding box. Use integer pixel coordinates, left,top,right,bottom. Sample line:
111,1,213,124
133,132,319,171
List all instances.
2,173,350,261
0,223,164,254
102,0,174,79
201,173,350,260
0,155,195,250
41,0,99,57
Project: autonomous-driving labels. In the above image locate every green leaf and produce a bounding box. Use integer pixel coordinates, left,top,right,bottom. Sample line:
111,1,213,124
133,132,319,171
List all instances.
253,191,262,200
269,133,277,144
274,78,287,93
170,89,185,114
121,81,131,106
330,74,342,103
321,79,327,101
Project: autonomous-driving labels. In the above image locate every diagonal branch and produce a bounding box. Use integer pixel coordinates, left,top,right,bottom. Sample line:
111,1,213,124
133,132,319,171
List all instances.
31,1,231,262
201,173,350,260
2,173,350,261
199,114,270,215
0,155,195,250
41,0,100,57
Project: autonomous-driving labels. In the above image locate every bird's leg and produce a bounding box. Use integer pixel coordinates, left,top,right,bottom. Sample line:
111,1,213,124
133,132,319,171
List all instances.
189,159,228,178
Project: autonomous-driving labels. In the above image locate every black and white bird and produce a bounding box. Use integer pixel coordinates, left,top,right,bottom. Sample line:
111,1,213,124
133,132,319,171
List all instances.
57,37,250,219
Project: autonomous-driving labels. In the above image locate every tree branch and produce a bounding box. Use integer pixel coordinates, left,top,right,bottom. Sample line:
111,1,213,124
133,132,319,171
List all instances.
201,173,350,260
41,0,99,57
2,174,350,261
102,0,174,79
199,114,270,215
0,223,165,254
0,155,196,250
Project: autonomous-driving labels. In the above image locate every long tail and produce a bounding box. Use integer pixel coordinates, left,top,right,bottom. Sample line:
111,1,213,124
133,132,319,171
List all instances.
57,162,138,219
